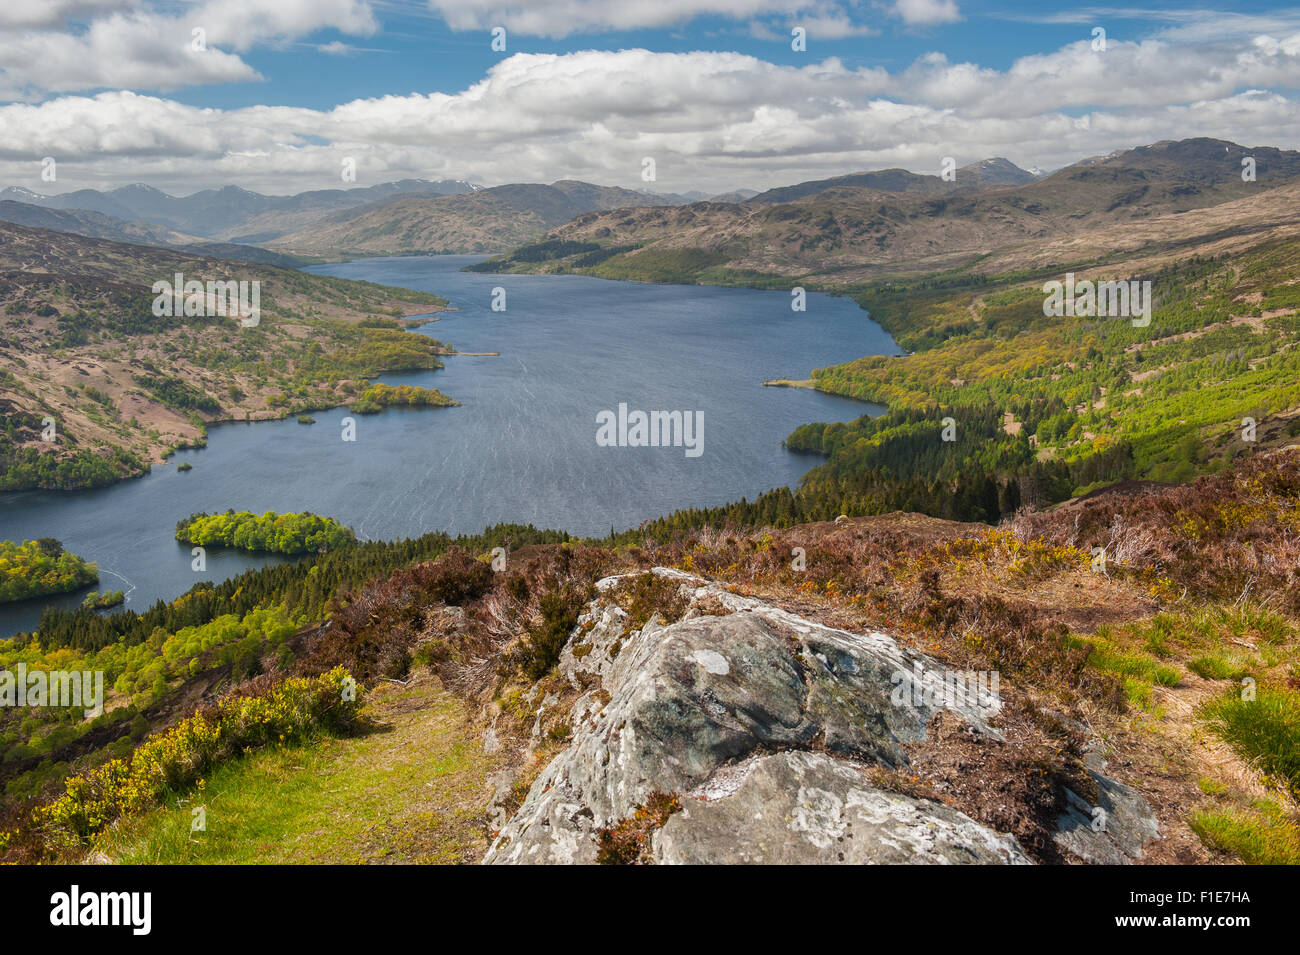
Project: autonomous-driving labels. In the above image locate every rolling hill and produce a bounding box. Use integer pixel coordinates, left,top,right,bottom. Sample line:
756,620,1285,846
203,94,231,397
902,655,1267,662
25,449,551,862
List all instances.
475,139,1300,282
0,179,480,245
746,157,1037,204
0,221,452,490
0,200,308,268
266,180,682,257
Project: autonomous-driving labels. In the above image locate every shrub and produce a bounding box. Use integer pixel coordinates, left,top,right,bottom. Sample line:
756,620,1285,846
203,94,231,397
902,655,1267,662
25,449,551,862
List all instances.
518,589,583,680
618,573,688,631
596,792,683,864
35,667,361,851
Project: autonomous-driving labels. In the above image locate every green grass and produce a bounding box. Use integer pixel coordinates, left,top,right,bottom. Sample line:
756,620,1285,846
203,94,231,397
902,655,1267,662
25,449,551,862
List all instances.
98,676,499,864
1196,777,1228,796
1190,799,1300,865
1200,686,1300,795
1074,635,1181,690
1065,630,1184,709
1188,653,1251,681
1108,606,1297,691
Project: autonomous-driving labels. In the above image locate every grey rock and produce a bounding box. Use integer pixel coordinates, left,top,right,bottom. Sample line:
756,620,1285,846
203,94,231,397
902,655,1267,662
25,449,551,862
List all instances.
485,568,1160,865
653,751,1032,865
1054,770,1161,864
484,572,1017,865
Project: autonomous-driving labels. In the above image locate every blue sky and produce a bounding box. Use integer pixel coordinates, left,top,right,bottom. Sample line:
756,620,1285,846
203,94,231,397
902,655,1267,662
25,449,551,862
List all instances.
2,1,1299,194
178,2,1298,111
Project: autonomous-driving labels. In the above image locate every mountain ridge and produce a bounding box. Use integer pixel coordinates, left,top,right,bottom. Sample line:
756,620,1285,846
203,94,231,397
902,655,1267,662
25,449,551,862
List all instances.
474,138,1300,282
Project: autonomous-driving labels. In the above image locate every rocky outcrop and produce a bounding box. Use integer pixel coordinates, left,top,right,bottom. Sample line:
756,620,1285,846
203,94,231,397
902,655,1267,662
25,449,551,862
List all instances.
484,569,1158,865
653,750,1028,864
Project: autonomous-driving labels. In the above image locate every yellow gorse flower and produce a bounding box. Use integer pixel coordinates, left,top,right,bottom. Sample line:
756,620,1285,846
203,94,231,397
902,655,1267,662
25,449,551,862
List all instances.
35,667,360,848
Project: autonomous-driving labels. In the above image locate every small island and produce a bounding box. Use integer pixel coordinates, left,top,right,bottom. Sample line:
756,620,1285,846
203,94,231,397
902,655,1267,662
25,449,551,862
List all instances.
81,589,125,610
349,382,459,415
175,509,356,555
177,462,193,472
0,538,99,604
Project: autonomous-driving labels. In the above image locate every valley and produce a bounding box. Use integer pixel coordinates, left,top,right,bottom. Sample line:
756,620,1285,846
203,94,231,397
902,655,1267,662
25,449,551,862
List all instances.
3,137,1299,872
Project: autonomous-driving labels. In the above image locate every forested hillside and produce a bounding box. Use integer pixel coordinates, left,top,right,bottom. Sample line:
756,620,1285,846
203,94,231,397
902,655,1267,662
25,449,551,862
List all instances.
0,221,454,490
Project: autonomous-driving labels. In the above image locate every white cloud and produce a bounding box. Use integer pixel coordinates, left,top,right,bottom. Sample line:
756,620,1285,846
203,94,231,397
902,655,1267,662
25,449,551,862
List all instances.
0,14,260,97
424,0,871,38
898,34,1300,116
892,0,961,26
2,36,1299,195
0,0,139,30
0,0,379,97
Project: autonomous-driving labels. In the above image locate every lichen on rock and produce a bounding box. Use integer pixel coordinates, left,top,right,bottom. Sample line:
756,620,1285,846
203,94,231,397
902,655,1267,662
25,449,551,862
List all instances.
484,568,1158,865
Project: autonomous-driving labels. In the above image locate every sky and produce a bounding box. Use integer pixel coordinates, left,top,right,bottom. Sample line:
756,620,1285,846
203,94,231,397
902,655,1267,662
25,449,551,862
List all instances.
0,0,1298,196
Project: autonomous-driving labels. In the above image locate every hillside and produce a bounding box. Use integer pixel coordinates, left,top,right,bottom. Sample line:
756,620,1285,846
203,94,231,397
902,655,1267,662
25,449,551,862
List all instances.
747,157,1037,204
5,449,1299,865
0,200,200,248
267,180,681,258
0,179,479,245
477,139,1300,281
0,221,453,490
0,200,309,268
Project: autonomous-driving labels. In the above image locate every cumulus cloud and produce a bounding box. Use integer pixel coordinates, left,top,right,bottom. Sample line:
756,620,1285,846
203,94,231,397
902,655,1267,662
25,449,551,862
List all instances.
894,34,1300,117
0,0,379,97
892,0,961,26
0,0,139,30
1,36,1299,195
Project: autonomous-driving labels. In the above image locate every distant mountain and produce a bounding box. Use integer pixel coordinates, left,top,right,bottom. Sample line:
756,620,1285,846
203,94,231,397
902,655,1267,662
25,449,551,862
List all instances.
0,200,307,268
0,200,198,247
963,157,1040,186
267,180,678,257
708,189,760,203
474,138,1300,282
637,188,759,204
640,189,711,204
0,179,480,244
747,158,1036,204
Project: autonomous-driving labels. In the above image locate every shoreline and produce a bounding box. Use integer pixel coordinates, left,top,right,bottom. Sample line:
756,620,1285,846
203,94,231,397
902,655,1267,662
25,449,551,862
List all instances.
763,378,816,390
2,355,467,495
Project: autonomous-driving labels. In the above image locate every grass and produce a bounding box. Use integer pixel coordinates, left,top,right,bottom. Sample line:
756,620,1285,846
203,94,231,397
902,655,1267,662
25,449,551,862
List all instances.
97,674,500,864
1076,605,1300,711
1187,653,1251,681
1196,777,1228,796
1069,633,1181,708
1190,799,1300,865
1199,685,1300,795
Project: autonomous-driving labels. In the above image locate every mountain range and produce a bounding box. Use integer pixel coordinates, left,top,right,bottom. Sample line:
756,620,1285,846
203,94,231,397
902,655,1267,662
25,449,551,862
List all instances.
0,178,479,244
475,139,1300,281
4,140,1295,274
0,177,764,260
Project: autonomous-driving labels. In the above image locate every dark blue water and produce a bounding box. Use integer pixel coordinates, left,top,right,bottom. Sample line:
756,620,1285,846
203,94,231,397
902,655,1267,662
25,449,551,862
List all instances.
0,255,898,637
